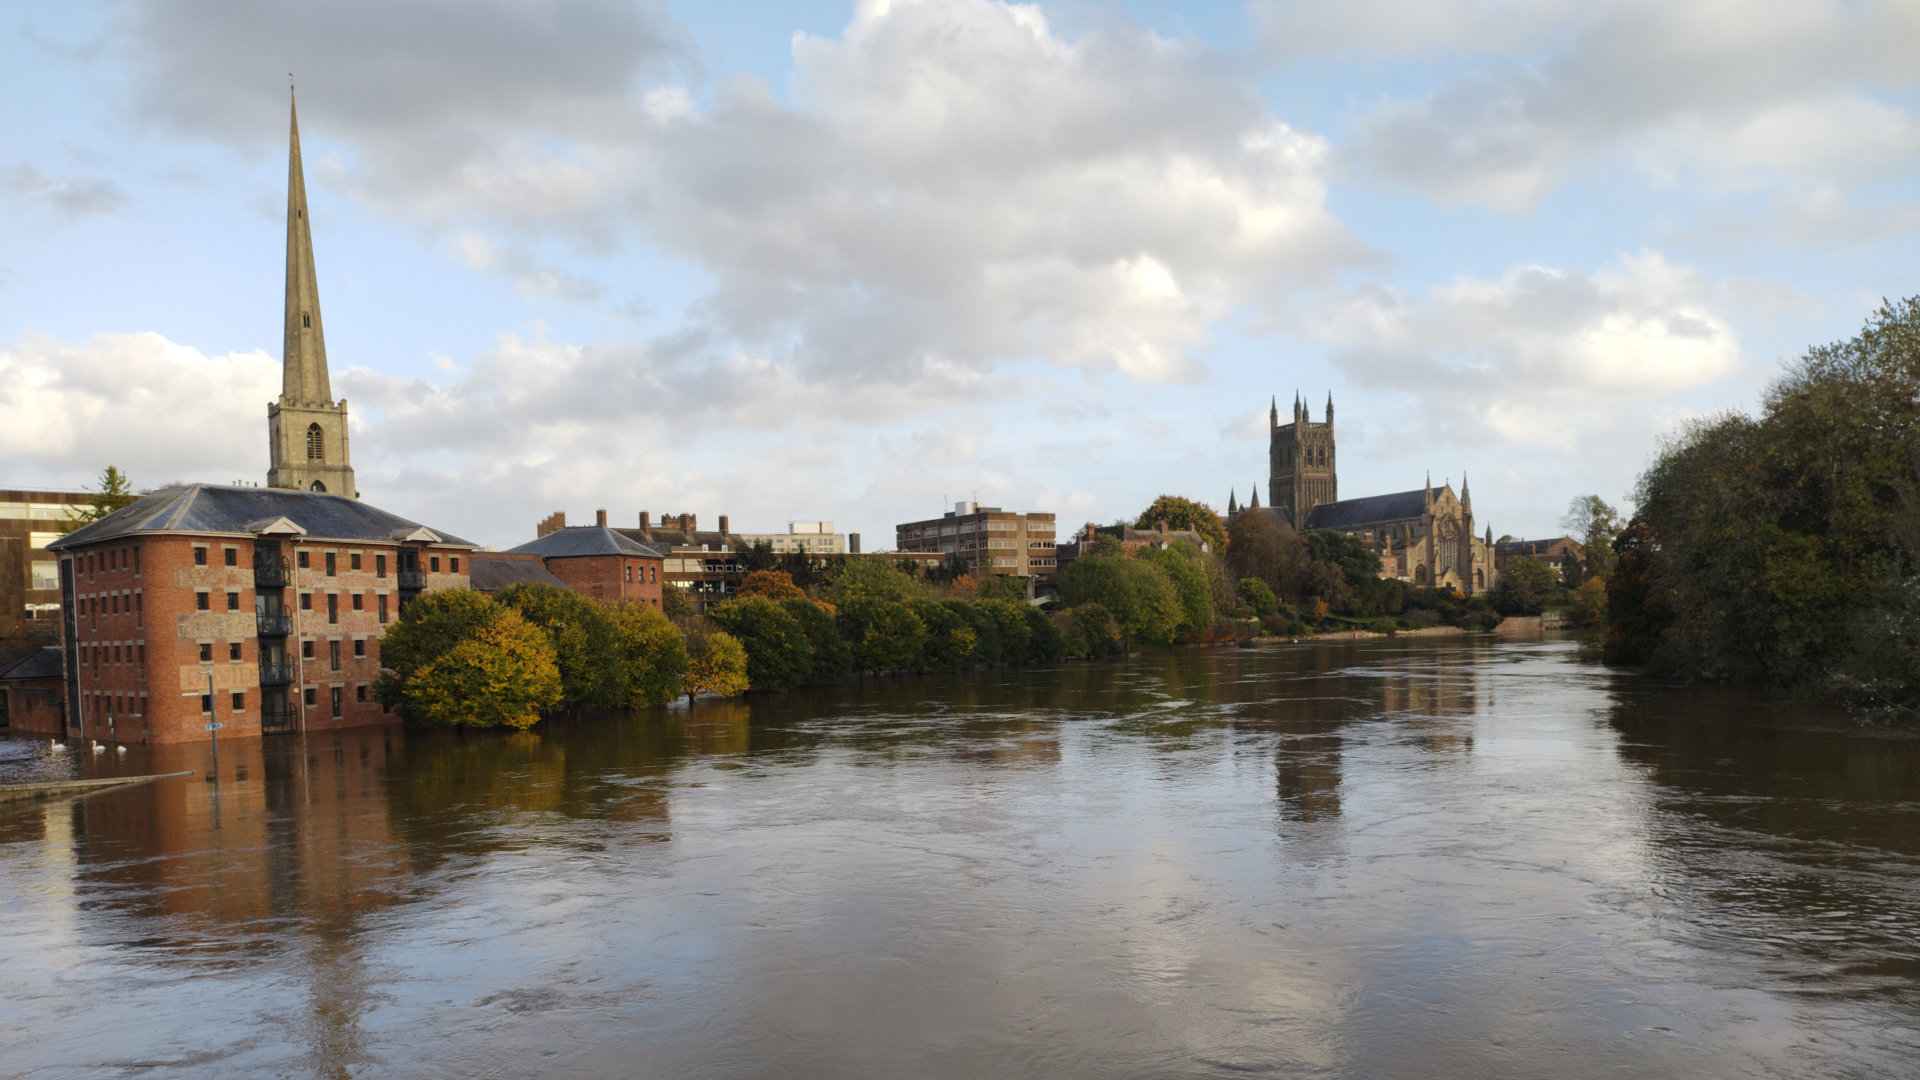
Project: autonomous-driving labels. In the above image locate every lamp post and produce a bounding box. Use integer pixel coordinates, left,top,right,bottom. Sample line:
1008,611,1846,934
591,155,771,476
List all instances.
201,668,223,783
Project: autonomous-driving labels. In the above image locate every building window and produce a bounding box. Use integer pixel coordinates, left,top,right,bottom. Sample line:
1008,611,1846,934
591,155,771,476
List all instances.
307,422,324,460
353,638,365,658
298,550,310,569
231,691,245,712
430,556,441,573
375,554,387,577
201,694,212,714
228,641,242,661
325,552,336,576
196,591,210,611
350,553,361,571
626,565,632,583
193,546,207,566
199,643,212,662
224,547,237,567
649,566,656,583
302,640,315,659
327,594,338,624
133,547,139,573
356,684,367,702
302,312,310,328
377,594,388,623
351,592,363,611
329,640,340,671
450,557,460,573
300,593,312,610
305,688,317,707
330,687,342,718
226,591,240,610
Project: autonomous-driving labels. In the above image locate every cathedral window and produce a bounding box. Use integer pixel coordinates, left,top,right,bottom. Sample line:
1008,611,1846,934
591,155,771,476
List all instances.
306,423,324,460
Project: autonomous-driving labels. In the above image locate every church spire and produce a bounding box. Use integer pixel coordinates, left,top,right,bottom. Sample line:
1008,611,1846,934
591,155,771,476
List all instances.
284,88,331,406
1249,482,1260,509
1269,397,1277,428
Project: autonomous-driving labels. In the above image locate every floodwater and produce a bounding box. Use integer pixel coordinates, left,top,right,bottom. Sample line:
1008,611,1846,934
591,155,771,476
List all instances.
3,637,1918,1079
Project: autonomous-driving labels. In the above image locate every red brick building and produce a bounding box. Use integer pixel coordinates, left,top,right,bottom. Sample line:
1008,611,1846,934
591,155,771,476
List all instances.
46,484,472,744
0,645,65,737
502,514,666,607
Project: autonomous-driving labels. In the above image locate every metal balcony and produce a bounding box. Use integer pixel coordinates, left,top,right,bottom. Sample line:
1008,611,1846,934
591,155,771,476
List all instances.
254,557,292,587
259,707,297,735
258,662,296,686
256,611,293,636
397,569,428,590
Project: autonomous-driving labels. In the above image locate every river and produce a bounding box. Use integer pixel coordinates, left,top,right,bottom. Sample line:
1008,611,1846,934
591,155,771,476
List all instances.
2,636,1917,1078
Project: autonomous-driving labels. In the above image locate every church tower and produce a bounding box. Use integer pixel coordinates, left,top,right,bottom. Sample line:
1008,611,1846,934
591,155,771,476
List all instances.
1268,391,1336,527
267,91,357,498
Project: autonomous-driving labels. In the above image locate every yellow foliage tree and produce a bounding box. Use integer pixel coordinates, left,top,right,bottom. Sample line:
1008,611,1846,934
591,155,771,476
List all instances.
404,607,562,729
737,570,807,602
683,625,750,702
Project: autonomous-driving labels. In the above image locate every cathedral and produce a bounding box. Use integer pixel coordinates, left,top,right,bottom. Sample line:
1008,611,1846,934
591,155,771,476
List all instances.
266,92,357,498
1228,393,1498,596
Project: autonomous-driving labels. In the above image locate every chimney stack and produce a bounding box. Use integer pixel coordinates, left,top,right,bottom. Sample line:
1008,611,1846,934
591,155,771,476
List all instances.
719,515,729,535
537,511,566,538
849,532,861,554
637,510,650,531
679,513,692,533
1157,519,1168,535
595,508,608,527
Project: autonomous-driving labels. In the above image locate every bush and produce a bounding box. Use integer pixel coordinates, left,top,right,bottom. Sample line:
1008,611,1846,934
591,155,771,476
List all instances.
1238,577,1279,617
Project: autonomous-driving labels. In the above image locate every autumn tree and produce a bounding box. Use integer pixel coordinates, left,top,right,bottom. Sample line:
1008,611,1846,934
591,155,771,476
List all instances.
375,590,561,728
1561,495,1622,581
708,596,814,692
682,622,749,702
609,601,690,707
737,569,808,602
493,583,626,710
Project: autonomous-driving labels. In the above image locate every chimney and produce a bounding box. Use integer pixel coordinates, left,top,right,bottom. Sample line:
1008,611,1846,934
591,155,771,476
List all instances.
679,513,692,533
719,515,729,536
637,510,650,531
849,532,861,554
595,508,608,528
1157,519,1168,535
537,511,566,538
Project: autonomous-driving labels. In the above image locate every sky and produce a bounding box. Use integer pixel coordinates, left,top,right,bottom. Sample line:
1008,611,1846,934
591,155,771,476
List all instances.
1,0,1915,550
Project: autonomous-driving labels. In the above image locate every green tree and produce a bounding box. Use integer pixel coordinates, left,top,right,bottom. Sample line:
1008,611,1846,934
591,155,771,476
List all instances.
1133,495,1228,553
682,623,749,702
608,601,690,707
708,595,814,692
909,598,977,670
780,597,853,682
1021,604,1066,663
1056,554,1182,651
375,588,499,713
1570,576,1608,629
1561,495,1622,581
978,599,1032,663
1491,555,1559,616
64,466,137,530
1140,543,1212,638
1225,509,1311,602
736,539,780,574
836,595,928,671
1055,603,1122,658
1238,577,1279,617
493,583,626,710
824,555,929,604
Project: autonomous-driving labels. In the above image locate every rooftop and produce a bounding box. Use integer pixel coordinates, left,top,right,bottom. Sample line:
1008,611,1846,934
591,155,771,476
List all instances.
46,484,473,550
504,525,669,560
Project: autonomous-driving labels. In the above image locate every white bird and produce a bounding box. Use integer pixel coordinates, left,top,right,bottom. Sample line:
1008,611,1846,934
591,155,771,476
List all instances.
115,745,127,755
49,739,67,753
91,740,106,754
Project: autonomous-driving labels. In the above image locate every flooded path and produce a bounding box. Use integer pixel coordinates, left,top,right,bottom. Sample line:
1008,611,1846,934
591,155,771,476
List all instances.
3,637,1918,1078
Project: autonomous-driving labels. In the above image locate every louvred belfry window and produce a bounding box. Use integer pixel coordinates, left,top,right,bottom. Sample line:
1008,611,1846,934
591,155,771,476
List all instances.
307,423,324,460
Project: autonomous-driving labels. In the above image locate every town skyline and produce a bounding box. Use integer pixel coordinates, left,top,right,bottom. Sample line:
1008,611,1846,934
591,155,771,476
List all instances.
3,0,1914,548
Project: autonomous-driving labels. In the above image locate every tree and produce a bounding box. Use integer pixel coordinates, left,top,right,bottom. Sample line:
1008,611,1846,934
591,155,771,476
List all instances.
1022,605,1066,663
836,595,928,671
403,606,563,729
737,539,780,574
975,573,1032,603
1238,578,1279,617
978,599,1032,663
1140,544,1212,638
64,466,137,530
682,623,749,702
608,601,690,708
737,569,808,602
493,583,626,710
824,555,928,604
1133,495,1228,553
1055,603,1122,658
1561,495,1622,581
1570,576,1608,629
780,597,852,682
661,586,694,620
1056,554,1182,651
708,596,814,692
1491,555,1559,615
1225,510,1310,602
375,588,499,713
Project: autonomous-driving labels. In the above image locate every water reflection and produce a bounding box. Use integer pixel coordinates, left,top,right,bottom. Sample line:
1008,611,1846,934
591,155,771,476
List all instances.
3,639,1919,1077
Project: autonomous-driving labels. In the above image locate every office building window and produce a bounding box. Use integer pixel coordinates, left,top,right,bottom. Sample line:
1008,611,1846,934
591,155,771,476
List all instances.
356,684,367,702
327,593,338,624
300,593,312,610
377,594,389,623
224,547,237,567
450,557,460,573
226,591,240,610
305,687,317,706
196,591,210,611
430,556,441,573
228,641,242,661
353,638,365,658
302,640,315,659
329,640,340,671
330,687,342,718
376,554,387,578
350,553,362,571
193,546,207,566
231,692,244,711
351,592,363,611
325,552,336,576
199,643,212,662
201,694,212,713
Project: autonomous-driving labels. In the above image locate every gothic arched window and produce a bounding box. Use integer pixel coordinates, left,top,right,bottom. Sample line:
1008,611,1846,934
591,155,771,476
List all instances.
306,423,324,461
310,480,327,493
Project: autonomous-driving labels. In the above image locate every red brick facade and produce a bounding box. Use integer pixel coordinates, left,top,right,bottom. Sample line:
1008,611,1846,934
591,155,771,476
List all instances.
541,553,664,608
58,532,469,744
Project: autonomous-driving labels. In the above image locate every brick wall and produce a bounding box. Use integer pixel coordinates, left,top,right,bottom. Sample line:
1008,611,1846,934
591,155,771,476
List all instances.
542,554,664,609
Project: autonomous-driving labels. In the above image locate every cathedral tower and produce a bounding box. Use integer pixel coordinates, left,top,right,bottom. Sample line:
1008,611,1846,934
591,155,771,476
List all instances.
267,91,357,498
1268,392,1336,527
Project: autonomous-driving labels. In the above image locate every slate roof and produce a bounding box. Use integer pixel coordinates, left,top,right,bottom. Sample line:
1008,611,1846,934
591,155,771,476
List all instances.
1302,488,1442,531
504,525,668,560
46,484,473,550
467,553,567,592
0,646,63,683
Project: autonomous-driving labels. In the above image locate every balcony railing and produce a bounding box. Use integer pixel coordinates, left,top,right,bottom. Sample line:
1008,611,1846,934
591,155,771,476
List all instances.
259,707,297,734
254,558,292,587
256,611,293,636
397,569,428,589
258,662,296,686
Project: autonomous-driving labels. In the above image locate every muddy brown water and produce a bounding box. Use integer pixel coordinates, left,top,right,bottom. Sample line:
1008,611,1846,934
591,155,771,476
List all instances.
3,637,1917,1078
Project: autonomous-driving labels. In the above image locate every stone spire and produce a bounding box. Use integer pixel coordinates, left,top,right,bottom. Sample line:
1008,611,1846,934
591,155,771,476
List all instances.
1461,471,1471,512
1325,391,1334,423
283,90,331,407
1249,482,1261,509
1228,489,1238,514
1424,471,1434,511
266,88,357,498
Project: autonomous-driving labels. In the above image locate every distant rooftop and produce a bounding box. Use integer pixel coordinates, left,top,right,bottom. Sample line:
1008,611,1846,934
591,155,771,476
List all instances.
47,484,473,550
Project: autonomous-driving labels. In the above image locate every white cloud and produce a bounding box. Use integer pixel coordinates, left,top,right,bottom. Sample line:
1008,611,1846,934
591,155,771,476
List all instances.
0,332,277,484
2,163,128,219
1314,251,1742,448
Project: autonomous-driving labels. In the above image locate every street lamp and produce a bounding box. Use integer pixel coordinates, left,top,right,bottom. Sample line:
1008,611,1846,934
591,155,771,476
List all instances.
201,668,223,783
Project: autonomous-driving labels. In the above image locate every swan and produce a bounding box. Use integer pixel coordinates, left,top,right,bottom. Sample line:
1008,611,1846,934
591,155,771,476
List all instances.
115,745,127,755
49,739,67,752
91,741,106,754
